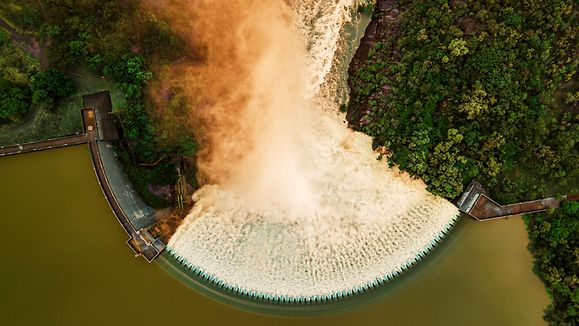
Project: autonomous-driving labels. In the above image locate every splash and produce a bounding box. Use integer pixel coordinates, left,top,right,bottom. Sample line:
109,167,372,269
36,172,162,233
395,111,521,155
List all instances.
158,0,459,301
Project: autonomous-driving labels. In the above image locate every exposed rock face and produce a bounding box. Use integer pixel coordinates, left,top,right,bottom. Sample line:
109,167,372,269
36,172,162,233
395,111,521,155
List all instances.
346,0,401,130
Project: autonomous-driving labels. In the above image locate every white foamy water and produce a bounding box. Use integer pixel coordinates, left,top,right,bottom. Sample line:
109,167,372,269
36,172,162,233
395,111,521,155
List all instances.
167,0,459,301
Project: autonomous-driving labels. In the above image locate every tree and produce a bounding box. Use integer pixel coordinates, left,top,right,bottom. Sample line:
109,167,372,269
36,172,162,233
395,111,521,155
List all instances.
426,129,467,198
30,68,75,110
126,56,153,85
561,201,579,215
0,79,31,122
526,206,579,325
457,86,493,119
448,38,469,57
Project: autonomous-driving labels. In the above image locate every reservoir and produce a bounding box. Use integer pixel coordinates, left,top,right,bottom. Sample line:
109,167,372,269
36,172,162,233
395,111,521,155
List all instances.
0,145,549,325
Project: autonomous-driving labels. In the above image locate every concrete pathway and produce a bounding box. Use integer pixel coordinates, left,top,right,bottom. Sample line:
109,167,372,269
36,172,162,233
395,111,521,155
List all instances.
456,180,567,221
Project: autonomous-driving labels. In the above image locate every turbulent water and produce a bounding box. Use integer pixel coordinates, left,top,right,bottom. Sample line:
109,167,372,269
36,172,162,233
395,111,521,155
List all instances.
166,0,459,301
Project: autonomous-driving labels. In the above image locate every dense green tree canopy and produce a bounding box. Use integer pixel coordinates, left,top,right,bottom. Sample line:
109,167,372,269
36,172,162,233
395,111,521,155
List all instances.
349,2,579,323
526,204,579,325
350,0,578,201
30,68,75,109
0,79,31,122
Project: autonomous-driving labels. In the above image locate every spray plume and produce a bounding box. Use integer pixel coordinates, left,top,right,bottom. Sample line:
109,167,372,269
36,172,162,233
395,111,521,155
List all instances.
151,0,459,300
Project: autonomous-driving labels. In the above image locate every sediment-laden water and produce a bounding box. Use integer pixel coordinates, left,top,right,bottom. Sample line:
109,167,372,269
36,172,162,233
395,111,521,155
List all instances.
0,146,549,324
165,0,458,300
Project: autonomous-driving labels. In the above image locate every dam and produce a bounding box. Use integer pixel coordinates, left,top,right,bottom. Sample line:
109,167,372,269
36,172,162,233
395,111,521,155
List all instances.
164,0,459,303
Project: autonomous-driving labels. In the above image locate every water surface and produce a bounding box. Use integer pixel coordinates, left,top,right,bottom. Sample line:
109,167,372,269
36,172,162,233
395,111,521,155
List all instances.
0,146,548,325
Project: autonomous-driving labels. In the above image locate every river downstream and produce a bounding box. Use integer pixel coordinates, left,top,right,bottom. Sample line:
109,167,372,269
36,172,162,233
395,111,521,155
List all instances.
0,146,549,325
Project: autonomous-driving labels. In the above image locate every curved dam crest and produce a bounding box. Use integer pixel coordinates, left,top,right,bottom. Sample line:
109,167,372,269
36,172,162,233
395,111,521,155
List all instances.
165,0,460,302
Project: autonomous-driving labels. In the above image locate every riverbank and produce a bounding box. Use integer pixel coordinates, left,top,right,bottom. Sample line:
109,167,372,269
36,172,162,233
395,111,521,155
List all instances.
0,68,126,147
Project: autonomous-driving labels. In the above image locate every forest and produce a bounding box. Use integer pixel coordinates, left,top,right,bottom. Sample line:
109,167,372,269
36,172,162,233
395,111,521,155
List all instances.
525,201,579,325
0,28,74,122
350,0,578,202
348,0,578,323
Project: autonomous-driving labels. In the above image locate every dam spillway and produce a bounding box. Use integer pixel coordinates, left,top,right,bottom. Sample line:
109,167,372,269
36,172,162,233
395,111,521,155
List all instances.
164,0,460,303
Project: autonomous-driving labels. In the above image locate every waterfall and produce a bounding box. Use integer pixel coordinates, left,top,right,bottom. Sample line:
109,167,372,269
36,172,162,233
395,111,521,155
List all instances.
165,0,459,302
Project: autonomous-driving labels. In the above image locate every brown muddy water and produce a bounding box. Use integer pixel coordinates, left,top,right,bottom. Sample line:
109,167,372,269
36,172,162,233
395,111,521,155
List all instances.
0,145,549,325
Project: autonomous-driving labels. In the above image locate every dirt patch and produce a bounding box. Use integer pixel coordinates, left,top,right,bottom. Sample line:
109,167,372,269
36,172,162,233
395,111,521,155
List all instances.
456,16,487,36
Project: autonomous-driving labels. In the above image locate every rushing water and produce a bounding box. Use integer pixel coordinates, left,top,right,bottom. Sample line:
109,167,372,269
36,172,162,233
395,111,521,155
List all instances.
165,0,458,301
0,146,549,325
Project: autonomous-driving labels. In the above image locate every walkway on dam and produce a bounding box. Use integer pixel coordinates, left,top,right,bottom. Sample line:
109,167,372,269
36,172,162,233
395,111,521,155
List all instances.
0,134,88,157
81,93,164,262
456,181,568,221
87,131,163,262
0,94,164,262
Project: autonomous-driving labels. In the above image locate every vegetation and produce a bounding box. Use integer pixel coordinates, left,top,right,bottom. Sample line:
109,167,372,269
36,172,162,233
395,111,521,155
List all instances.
1,0,199,207
358,0,375,15
0,28,35,122
0,1,42,32
0,70,122,146
116,149,177,208
349,1,578,323
0,17,79,140
525,202,579,325
30,68,75,109
36,0,198,166
34,0,161,161
0,78,30,122
351,0,578,202
0,28,37,85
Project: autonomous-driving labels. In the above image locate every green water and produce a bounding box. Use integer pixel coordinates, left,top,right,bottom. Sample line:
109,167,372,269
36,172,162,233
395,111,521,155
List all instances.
0,146,549,325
